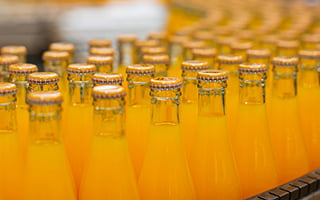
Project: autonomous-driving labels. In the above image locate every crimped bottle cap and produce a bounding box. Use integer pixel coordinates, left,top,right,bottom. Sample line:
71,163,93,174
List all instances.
141,47,167,55
67,63,96,74
0,83,17,95
92,85,126,99
8,63,38,74
92,73,123,84
90,48,115,57
42,51,70,61
182,40,206,49
239,63,268,73
231,41,253,50
192,48,217,57
148,31,166,40
216,36,237,45
135,40,160,48
276,40,300,49
27,91,63,105
247,49,271,58
301,34,320,43
126,64,155,75
197,70,228,82
49,42,75,53
1,46,27,55
0,55,19,65
272,56,299,66
217,55,244,64
181,60,209,71
168,36,190,44
142,54,169,64
27,72,59,85
194,30,215,40
117,34,138,42
150,77,182,90
87,56,113,65
260,34,278,44
89,39,112,48
298,50,320,59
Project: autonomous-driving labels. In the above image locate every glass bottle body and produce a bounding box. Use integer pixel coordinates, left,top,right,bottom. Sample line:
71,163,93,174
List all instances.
168,43,183,77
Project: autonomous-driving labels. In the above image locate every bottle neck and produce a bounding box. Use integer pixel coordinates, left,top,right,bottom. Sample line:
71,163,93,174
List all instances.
9,74,28,106
182,70,198,103
0,95,17,132
43,60,69,77
169,43,183,66
154,63,168,77
127,74,152,106
118,42,136,66
277,48,298,57
28,83,59,93
0,64,10,82
239,72,266,104
272,65,297,98
150,89,181,125
299,58,320,88
96,63,113,73
68,74,93,105
93,98,125,137
29,104,62,144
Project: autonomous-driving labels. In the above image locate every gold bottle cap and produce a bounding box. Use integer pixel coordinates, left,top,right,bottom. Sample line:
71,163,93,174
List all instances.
142,54,169,64
175,26,196,36
192,48,217,57
0,82,17,95
27,72,59,85
126,64,155,75
260,34,278,44
247,49,271,58
194,30,215,41
301,34,320,43
27,91,63,105
197,70,228,81
213,26,233,36
117,34,138,42
148,31,166,40
141,47,167,55
87,56,113,65
231,41,253,51
135,40,160,48
1,45,27,55
92,85,126,99
150,77,182,90
49,42,75,53
217,55,244,64
215,36,237,45
67,63,96,74
42,51,70,61
181,60,209,71
272,56,299,66
276,40,300,49
239,63,268,73
92,73,123,84
168,35,190,44
89,39,112,48
182,40,206,50
298,50,320,59
8,63,38,74
0,55,19,65
90,48,115,57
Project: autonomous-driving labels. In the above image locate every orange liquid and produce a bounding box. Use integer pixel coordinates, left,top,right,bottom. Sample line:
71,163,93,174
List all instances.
181,103,197,158
225,72,239,134
16,106,28,157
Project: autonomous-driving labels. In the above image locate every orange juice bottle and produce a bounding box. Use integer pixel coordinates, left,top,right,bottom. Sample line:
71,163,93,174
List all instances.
23,91,76,200
276,40,300,57
231,41,253,59
139,77,196,200
232,63,278,198
192,48,217,69
0,83,24,200
125,64,155,178
88,39,112,50
89,47,115,58
189,70,242,200
8,64,38,156
117,34,138,75
87,56,114,73
269,56,309,184
80,85,140,200
182,40,206,60
298,50,320,170
49,42,75,63
92,72,124,86
135,40,160,63
1,45,27,63
301,34,320,50
0,55,19,82
64,63,96,189
148,31,167,47
27,72,60,92
168,35,190,77
180,60,209,158
142,54,170,77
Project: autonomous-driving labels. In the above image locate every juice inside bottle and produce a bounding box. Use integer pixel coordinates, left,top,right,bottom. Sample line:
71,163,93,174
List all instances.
192,48,217,69
142,54,169,77
1,45,27,63
232,63,278,198
87,56,113,73
117,34,138,75
80,85,140,200
23,91,76,200
139,77,196,200
189,70,242,200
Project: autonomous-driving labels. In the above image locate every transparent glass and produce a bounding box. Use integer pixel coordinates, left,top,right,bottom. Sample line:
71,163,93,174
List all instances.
96,63,113,73
0,64,11,82
168,43,183,77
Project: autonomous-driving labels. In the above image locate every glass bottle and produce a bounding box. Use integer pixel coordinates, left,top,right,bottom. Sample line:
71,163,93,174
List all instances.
89,47,115,58
92,72,124,87
231,41,253,59
135,40,160,63
23,91,76,200
49,42,75,63
182,40,206,60
80,85,140,200
269,56,310,184
139,77,196,200
142,54,169,77
189,70,242,200
301,34,320,50
117,34,138,75
276,40,300,57
168,35,190,77
1,45,27,63
0,55,19,82
0,83,23,200
192,48,217,69
215,36,237,55
87,56,113,73
27,72,60,92
125,64,155,178
148,31,167,47
259,34,278,56
140,47,167,57
89,39,112,49
232,63,278,198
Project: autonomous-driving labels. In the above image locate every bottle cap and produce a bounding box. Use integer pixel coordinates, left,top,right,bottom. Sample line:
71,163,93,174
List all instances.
231,41,253,51
168,35,190,44
150,77,182,90
90,48,115,57
42,51,70,61
135,40,160,48
92,73,123,84
49,42,75,53
141,47,167,55
126,64,155,75
216,36,237,45
0,55,19,65
272,56,299,66
247,49,271,58
197,70,228,81
181,60,209,71
194,30,215,41
67,64,96,74
192,48,217,57
175,26,196,36
298,50,320,59
117,34,138,42
27,91,63,105
301,34,320,43
89,39,112,48
87,56,113,65
1,46,27,55
142,54,169,64
239,63,268,73
276,40,300,49
148,31,166,40
92,85,126,99
8,63,38,74
182,40,206,50
260,34,278,44
217,55,244,64
27,72,59,85
0,82,17,95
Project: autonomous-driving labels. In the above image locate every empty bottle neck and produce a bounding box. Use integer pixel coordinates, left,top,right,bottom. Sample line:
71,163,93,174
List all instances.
273,65,297,97
28,83,59,93
118,42,136,66
0,95,17,132
127,74,152,106
239,72,266,104
44,60,69,77
68,74,93,104
182,70,199,103
96,64,113,73
299,58,320,88
10,74,28,106
169,43,183,66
